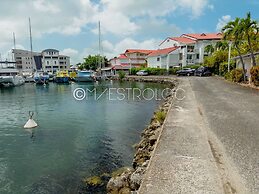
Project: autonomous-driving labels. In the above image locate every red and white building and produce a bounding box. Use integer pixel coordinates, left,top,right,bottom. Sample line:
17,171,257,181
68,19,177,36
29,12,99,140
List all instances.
147,33,222,69
104,49,154,75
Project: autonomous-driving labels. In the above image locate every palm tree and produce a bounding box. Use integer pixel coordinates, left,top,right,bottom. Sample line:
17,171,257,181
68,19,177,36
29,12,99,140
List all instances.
222,18,246,81
215,41,229,51
240,12,259,66
204,44,215,55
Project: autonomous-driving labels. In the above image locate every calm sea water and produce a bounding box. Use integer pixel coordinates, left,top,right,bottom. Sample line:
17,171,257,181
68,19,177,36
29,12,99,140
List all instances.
0,81,166,194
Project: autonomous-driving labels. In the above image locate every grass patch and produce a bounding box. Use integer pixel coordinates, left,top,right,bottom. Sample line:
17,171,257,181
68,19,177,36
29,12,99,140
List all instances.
155,111,166,124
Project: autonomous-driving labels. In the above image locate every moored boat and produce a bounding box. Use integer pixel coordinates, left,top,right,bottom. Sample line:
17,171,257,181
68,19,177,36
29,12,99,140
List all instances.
55,70,70,83
34,71,49,84
0,61,25,87
75,70,95,82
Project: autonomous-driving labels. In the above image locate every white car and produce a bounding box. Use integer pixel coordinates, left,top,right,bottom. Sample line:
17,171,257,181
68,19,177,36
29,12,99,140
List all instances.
136,70,148,76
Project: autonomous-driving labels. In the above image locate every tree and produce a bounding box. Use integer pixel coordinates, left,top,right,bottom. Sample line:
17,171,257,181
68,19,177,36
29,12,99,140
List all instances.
222,18,246,81
80,55,108,71
204,50,228,75
204,44,215,55
215,41,229,51
240,12,259,66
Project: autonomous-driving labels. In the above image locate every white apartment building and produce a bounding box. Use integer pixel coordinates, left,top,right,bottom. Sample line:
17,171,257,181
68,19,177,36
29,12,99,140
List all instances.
41,49,70,73
13,49,70,73
147,33,222,69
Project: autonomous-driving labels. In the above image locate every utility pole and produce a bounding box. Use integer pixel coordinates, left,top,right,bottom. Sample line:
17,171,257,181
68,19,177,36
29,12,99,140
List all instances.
228,41,232,72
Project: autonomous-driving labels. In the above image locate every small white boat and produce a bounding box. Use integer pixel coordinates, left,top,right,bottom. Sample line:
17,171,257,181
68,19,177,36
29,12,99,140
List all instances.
0,61,25,87
75,70,95,82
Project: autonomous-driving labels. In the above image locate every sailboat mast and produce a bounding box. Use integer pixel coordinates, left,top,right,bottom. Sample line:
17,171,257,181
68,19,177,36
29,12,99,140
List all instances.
12,32,16,62
13,32,16,49
29,17,34,71
98,21,102,69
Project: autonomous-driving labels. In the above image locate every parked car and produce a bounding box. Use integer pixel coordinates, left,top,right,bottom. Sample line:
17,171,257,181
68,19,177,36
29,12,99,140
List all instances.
136,70,148,76
194,66,212,76
176,68,195,76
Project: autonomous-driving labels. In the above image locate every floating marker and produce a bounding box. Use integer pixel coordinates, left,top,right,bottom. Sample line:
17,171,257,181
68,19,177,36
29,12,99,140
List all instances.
24,111,38,129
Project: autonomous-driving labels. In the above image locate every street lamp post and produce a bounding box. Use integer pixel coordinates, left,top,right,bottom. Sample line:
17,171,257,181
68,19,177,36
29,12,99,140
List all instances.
228,41,232,72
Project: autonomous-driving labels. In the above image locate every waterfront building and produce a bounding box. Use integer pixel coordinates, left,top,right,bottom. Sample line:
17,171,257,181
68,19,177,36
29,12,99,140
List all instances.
41,49,70,73
12,49,70,74
108,49,154,74
12,49,40,72
147,33,222,69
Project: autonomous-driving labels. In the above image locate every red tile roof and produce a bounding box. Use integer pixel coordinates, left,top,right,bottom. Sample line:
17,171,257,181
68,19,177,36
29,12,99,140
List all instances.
148,47,179,57
125,49,154,55
169,37,196,44
181,33,222,40
118,54,127,59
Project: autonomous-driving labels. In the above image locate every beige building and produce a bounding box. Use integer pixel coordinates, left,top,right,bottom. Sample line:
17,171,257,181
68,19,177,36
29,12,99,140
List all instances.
13,49,70,73
12,49,40,72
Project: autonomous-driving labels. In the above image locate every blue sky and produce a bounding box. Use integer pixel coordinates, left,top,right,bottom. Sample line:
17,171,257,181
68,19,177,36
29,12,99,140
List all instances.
0,0,258,64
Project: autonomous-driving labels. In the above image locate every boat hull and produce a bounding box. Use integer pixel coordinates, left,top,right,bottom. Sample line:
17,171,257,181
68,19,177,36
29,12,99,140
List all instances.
75,76,95,82
0,76,25,87
34,77,49,84
55,77,69,83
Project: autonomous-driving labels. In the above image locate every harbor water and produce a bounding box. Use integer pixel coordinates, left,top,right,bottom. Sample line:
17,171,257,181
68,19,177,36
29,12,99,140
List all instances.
0,81,167,194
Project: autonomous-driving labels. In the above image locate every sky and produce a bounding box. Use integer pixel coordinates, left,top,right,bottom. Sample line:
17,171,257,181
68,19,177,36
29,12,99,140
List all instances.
0,0,258,64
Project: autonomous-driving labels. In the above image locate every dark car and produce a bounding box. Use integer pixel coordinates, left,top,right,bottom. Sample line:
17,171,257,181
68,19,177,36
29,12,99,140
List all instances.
194,66,212,76
176,68,195,76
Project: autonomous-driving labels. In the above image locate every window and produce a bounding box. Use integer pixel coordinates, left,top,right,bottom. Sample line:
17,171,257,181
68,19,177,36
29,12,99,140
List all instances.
187,54,192,59
196,54,199,59
157,57,160,61
47,61,49,65
54,61,57,64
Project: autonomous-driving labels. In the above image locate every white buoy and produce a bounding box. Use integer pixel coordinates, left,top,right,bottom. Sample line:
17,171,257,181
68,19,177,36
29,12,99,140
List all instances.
24,111,38,129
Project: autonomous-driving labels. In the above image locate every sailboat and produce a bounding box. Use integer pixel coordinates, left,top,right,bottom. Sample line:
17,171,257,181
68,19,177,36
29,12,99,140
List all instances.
0,61,25,87
0,33,25,87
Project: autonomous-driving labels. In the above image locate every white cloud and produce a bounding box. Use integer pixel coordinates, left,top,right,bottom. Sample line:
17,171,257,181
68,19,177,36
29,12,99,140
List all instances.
0,0,215,63
61,48,78,56
33,0,60,14
216,15,232,31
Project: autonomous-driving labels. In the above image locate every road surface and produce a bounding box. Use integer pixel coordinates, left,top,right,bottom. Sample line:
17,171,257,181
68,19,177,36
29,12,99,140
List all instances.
189,76,259,193
139,76,258,194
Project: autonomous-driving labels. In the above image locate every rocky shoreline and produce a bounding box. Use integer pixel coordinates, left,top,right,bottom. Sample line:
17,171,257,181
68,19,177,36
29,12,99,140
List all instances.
80,76,177,194
106,76,177,194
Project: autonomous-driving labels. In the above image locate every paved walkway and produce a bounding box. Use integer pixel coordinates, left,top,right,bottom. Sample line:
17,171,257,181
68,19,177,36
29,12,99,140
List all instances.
139,76,259,194
139,78,225,194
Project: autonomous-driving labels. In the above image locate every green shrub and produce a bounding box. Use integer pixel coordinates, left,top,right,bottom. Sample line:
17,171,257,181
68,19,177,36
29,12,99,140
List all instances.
169,67,181,75
155,111,166,124
130,67,142,75
185,65,201,70
250,66,259,86
225,68,244,83
118,71,126,80
219,61,235,76
232,68,244,82
224,71,233,81
204,50,228,75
